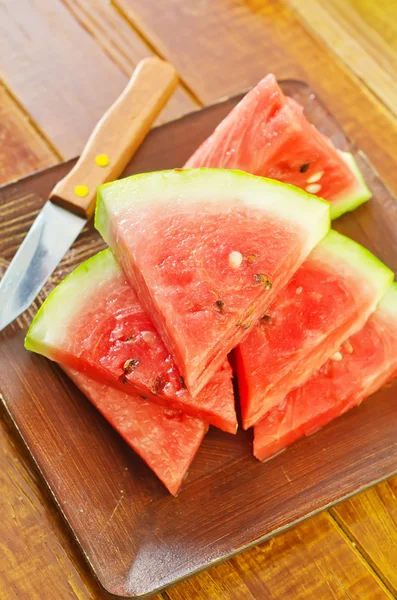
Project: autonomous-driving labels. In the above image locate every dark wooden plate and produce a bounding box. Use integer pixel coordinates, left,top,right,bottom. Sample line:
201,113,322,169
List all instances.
1,81,397,599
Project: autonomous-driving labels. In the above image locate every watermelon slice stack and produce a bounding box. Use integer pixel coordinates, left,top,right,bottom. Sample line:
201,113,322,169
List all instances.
25,73,397,494
235,230,393,429
254,283,397,462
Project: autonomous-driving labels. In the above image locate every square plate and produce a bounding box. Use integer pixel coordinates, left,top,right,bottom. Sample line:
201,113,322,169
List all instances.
1,81,397,599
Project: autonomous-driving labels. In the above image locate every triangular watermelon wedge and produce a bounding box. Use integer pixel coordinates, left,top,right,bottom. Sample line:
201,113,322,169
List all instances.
63,366,207,495
185,74,371,220
95,168,330,396
254,283,397,462
235,230,393,429
25,250,237,433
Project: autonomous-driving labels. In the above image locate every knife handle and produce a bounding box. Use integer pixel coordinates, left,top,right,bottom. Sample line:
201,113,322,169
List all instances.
49,57,178,219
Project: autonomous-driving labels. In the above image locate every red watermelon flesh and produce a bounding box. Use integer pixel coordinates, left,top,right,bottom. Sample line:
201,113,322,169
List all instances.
95,169,330,397
25,250,237,434
253,283,397,462
63,367,207,495
235,231,393,429
185,74,371,220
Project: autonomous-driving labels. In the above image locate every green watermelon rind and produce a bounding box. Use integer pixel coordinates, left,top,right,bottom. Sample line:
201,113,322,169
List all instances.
377,281,397,317
25,249,118,356
318,230,394,298
331,152,372,220
95,168,331,253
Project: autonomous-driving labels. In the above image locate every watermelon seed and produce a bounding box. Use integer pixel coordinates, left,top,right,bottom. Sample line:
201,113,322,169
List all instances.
296,286,303,295
306,183,322,194
229,250,243,268
306,170,324,184
260,314,271,324
242,320,252,329
236,317,243,327
246,253,257,264
214,299,226,312
125,335,135,342
179,375,187,388
153,375,166,394
330,351,343,361
254,273,272,290
343,340,354,354
300,163,310,173
119,375,129,384
123,358,140,374
140,395,148,400
246,305,256,317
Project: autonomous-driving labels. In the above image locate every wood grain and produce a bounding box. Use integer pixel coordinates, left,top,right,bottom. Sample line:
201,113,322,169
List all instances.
331,478,397,596
115,0,397,198
0,403,105,600
1,86,397,599
0,0,128,158
285,0,397,119
0,84,58,184
165,513,393,599
61,0,198,122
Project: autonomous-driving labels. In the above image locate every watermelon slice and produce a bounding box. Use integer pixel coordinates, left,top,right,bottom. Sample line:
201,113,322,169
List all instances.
25,250,237,433
254,283,397,462
63,366,207,495
95,168,330,396
185,74,371,220
235,230,393,429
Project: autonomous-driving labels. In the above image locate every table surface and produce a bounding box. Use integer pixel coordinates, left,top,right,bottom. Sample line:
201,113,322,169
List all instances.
1,1,397,599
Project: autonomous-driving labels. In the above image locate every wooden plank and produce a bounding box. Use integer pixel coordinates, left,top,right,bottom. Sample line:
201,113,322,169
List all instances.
115,0,397,197
0,0,126,159
0,84,58,184
331,477,397,596
349,0,397,53
0,403,107,600
166,513,392,599
285,0,397,120
61,0,198,123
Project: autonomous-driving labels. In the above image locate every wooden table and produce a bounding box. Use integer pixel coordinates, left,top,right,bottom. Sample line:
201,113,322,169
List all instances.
1,1,397,598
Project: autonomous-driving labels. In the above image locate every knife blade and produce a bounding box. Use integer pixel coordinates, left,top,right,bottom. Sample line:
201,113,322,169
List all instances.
0,58,178,332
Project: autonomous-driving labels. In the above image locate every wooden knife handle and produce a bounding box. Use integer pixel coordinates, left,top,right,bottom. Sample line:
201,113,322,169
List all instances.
49,57,178,218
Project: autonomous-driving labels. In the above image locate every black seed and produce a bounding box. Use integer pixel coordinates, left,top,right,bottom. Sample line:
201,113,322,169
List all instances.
123,358,140,374
214,299,226,312
179,375,187,389
153,375,166,394
125,335,135,342
254,273,272,289
300,163,310,173
261,314,272,324
140,395,148,400
119,375,129,384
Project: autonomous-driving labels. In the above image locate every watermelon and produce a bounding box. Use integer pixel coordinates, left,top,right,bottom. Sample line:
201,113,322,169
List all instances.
185,74,371,220
254,283,397,462
235,230,393,429
95,168,330,396
25,250,237,434
63,366,207,495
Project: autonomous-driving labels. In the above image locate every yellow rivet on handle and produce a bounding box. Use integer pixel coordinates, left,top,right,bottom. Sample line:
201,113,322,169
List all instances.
74,185,89,198
95,154,109,167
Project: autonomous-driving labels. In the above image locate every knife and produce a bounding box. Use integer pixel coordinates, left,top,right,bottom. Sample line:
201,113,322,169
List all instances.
0,58,178,332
